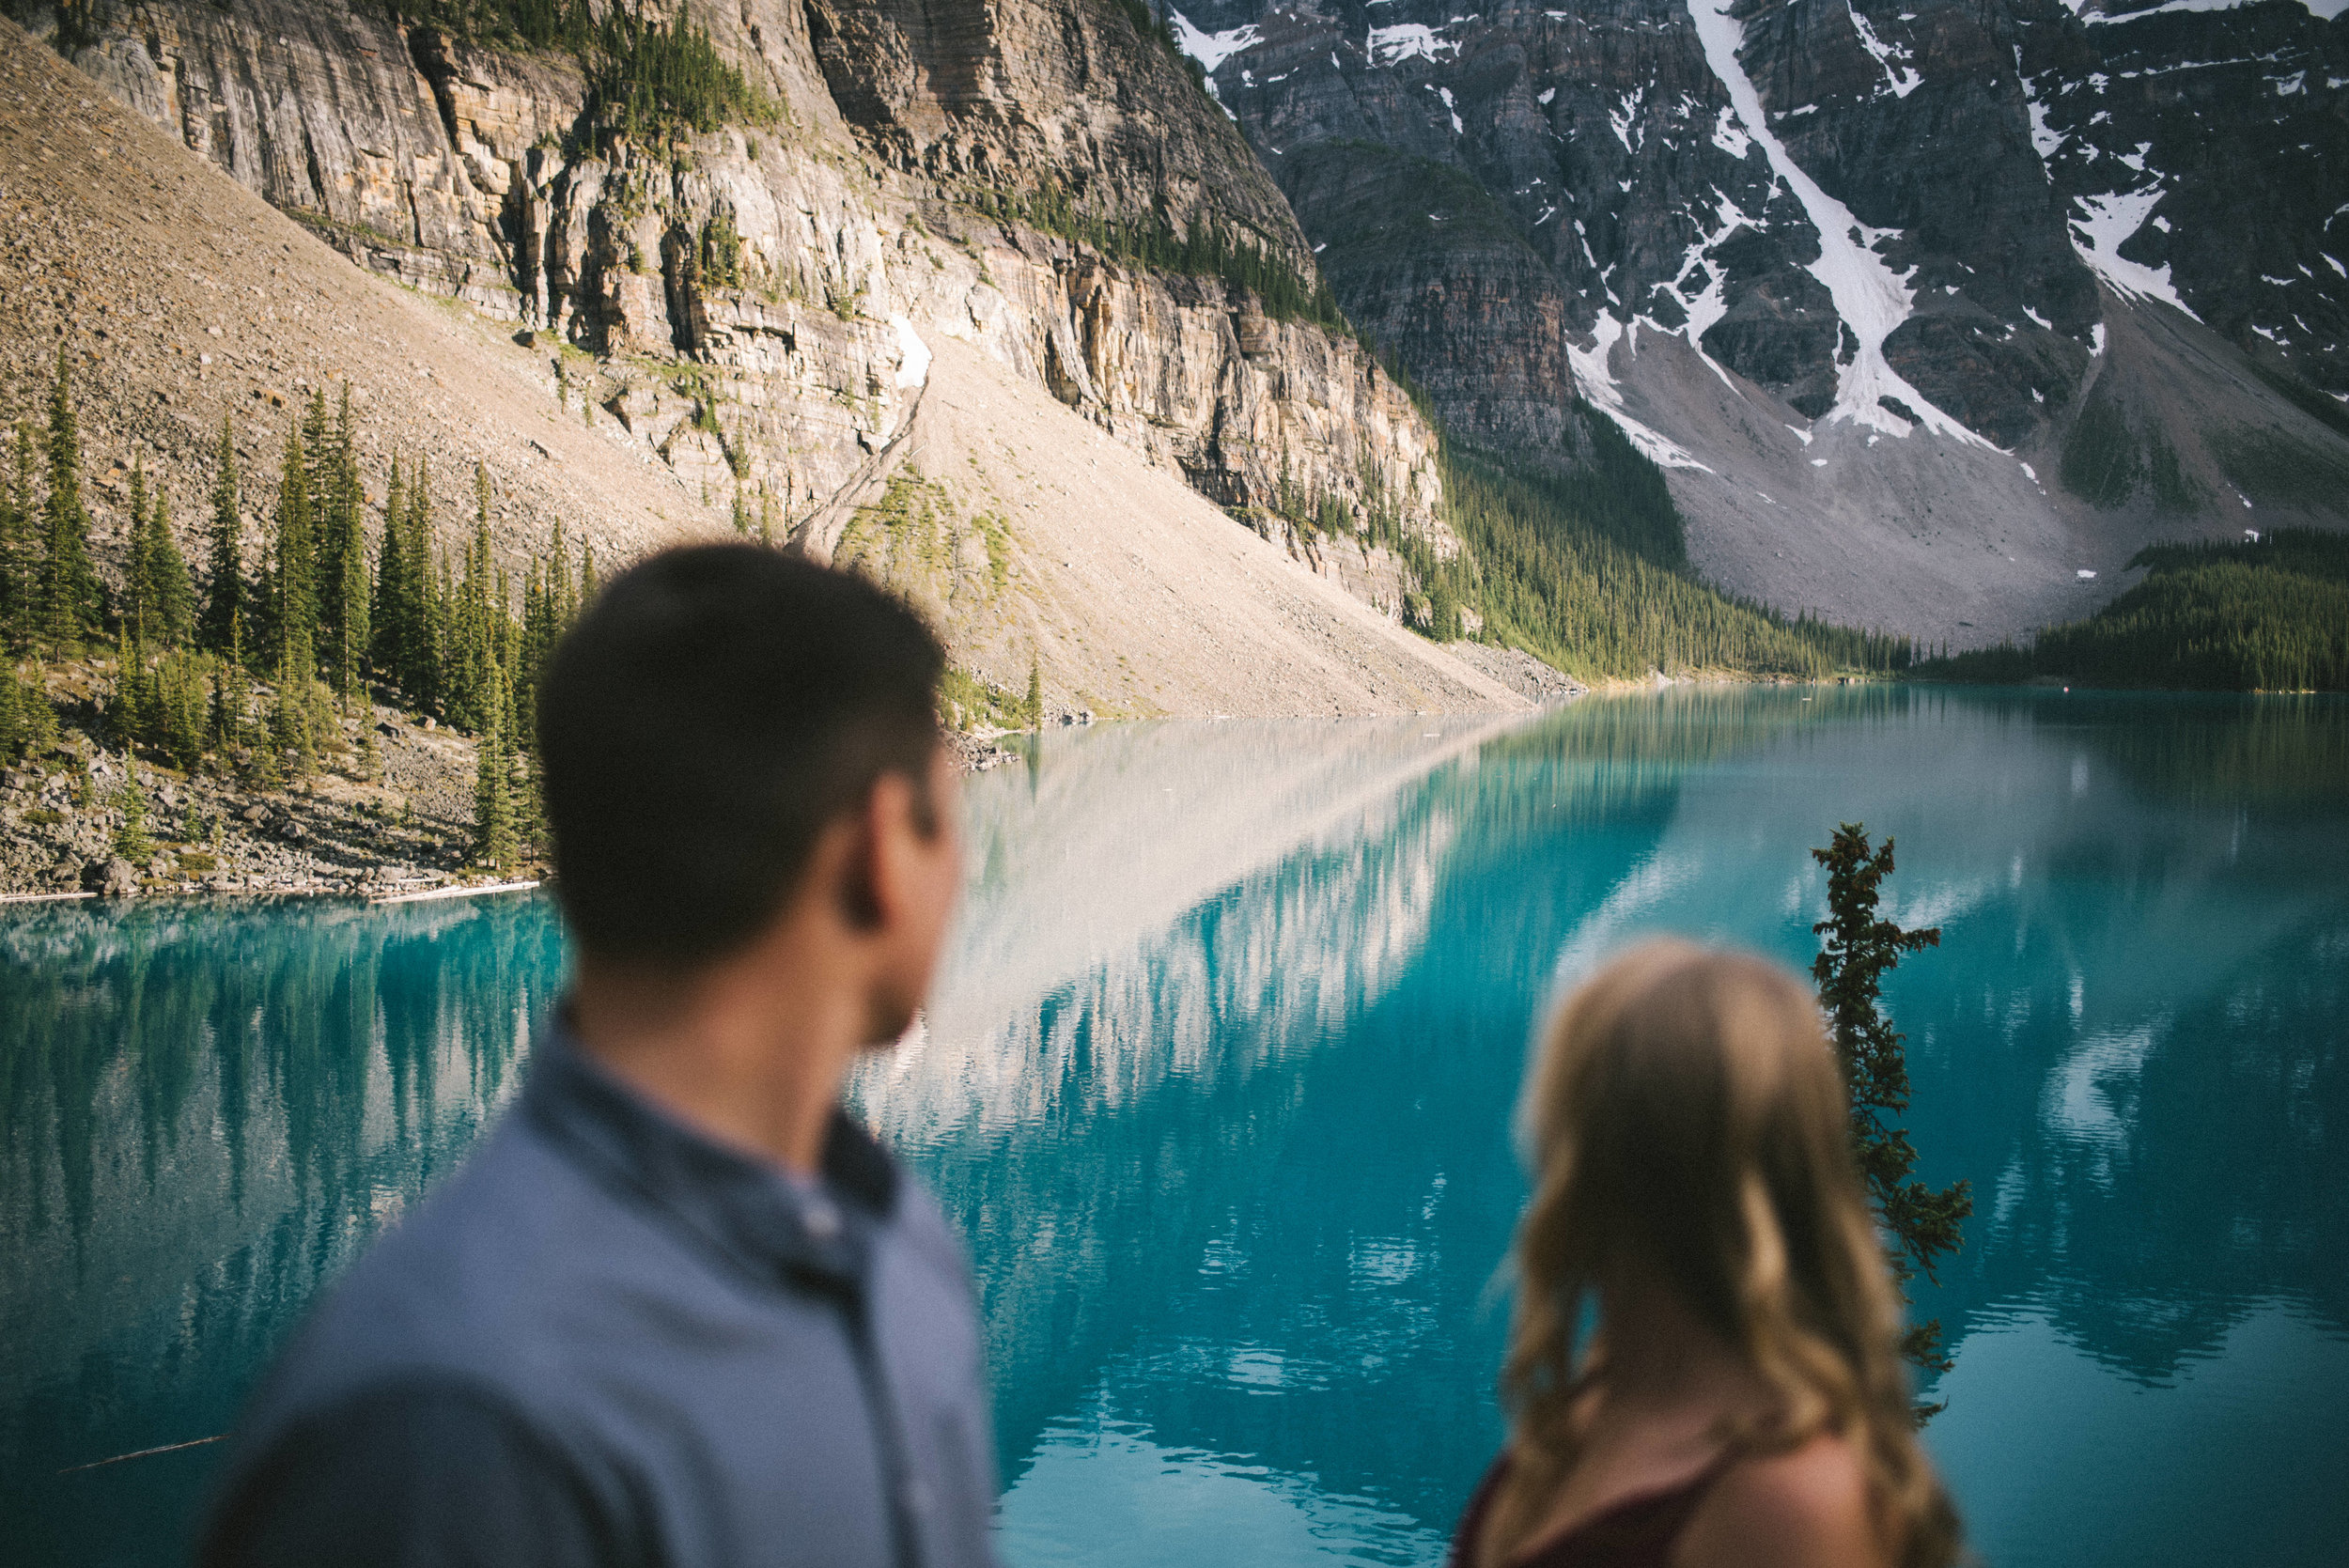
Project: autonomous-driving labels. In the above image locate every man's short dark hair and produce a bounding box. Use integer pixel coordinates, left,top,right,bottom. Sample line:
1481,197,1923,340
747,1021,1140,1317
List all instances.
538,544,945,969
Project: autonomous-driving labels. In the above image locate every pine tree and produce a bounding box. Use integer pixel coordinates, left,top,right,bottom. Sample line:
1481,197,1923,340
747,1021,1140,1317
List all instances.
374,454,444,711
209,648,248,754
152,648,209,771
473,700,517,873
441,465,500,733
113,753,151,864
315,386,369,699
145,492,196,648
39,348,103,648
267,644,311,782
549,517,574,626
124,458,153,643
262,419,318,678
1024,658,1042,730
0,657,58,763
112,617,151,748
0,424,38,652
370,456,409,694
200,419,245,658
1812,824,1973,1414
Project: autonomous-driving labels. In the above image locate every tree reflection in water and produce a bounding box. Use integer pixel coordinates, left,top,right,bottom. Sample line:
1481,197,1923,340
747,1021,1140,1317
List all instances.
2,688,2343,1568
1,893,563,1564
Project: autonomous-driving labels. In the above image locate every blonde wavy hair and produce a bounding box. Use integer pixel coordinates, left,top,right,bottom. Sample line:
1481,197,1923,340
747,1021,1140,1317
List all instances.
1477,939,1961,1568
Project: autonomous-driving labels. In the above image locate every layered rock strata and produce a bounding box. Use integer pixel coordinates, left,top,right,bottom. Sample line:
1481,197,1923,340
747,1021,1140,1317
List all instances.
43,0,1452,549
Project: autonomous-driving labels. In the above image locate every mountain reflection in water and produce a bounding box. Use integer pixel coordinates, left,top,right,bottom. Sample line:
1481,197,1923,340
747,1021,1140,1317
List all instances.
2,688,2342,1568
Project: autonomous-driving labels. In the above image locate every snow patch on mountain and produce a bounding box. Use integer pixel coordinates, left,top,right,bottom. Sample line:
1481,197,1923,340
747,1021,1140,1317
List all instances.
1368,23,1458,65
1847,3,1922,98
1610,86,1648,150
1171,10,1262,76
1568,318,1716,471
1687,0,1993,444
2068,187,2201,318
1711,105,1751,159
2018,67,2067,163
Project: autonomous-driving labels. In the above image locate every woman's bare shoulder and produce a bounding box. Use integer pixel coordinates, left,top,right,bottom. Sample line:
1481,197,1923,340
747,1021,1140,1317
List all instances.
1673,1432,1884,1568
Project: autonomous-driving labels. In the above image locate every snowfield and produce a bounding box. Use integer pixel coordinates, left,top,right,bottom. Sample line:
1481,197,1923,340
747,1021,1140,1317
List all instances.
1686,0,1994,446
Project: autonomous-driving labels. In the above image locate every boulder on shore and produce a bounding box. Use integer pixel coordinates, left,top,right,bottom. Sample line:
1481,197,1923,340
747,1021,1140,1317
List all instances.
82,857,141,897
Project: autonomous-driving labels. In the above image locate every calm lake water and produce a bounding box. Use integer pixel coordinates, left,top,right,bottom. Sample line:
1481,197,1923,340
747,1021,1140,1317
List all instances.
4,687,2344,1566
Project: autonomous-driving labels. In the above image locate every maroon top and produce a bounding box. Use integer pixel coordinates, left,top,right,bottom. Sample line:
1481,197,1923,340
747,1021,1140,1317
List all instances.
1445,1452,1738,1568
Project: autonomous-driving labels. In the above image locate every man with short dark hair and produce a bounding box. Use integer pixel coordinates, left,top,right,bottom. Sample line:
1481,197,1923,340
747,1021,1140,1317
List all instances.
199,545,998,1568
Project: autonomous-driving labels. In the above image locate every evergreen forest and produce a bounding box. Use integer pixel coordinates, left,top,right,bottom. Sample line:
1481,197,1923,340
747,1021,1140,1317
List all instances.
1287,414,1914,682
0,351,601,876
1914,530,2348,692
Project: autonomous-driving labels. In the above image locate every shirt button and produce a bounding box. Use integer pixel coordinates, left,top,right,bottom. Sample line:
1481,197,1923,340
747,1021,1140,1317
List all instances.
803,1199,840,1240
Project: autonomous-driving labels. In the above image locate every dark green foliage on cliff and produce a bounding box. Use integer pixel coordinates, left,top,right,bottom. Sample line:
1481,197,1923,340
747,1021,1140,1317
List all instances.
389,0,594,52
123,459,195,651
473,683,521,873
393,0,774,145
972,180,1349,334
1812,824,1969,1408
583,3,776,147
1105,0,1189,66
1916,528,2349,691
1429,433,1913,680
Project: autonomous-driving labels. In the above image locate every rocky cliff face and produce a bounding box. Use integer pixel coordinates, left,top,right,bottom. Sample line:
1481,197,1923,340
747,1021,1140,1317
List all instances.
1180,0,2347,448
38,0,1451,557
1171,0,2349,639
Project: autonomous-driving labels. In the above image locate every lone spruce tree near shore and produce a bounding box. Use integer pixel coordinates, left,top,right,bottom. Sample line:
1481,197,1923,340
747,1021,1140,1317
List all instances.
1812,823,1973,1418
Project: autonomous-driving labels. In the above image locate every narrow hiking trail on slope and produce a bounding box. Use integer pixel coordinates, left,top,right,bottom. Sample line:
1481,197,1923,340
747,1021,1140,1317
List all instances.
828,334,1527,721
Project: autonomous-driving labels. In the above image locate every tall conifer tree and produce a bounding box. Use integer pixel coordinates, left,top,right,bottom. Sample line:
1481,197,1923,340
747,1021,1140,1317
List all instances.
125,458,153,644
371,456,410,695
1812,824,1973,1414
264,419,317,675
39,348,103,647
144,493,195,648
201,419,245,658
316,386,369,698
0,424,38,651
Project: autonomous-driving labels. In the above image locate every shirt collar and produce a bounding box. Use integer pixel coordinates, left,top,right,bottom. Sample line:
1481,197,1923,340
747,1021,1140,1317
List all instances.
521,1014,901,1295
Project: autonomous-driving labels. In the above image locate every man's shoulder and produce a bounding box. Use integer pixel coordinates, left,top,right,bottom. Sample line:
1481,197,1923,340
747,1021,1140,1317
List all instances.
244,1110,649,1431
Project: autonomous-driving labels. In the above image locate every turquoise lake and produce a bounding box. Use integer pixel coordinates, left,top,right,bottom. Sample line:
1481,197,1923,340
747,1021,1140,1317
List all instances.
4,686,2345,1565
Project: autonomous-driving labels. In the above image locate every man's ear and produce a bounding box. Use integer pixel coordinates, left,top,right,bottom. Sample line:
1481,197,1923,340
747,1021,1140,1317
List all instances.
832,803,885,931
835,769,936,934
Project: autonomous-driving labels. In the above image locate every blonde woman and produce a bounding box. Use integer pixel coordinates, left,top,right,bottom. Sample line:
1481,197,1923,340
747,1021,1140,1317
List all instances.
1451,940,1962,1568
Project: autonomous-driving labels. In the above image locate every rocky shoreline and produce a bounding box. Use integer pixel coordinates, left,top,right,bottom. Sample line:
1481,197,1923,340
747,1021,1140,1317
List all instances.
2,672,1036,903
2,695,494,902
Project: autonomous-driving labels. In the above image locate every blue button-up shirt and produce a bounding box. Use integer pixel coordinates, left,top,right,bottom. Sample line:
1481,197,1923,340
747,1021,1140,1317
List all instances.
199,1022,1001,1568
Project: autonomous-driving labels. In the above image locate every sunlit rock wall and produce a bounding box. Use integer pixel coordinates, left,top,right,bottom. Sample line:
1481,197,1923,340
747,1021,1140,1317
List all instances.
46,0,1452,541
